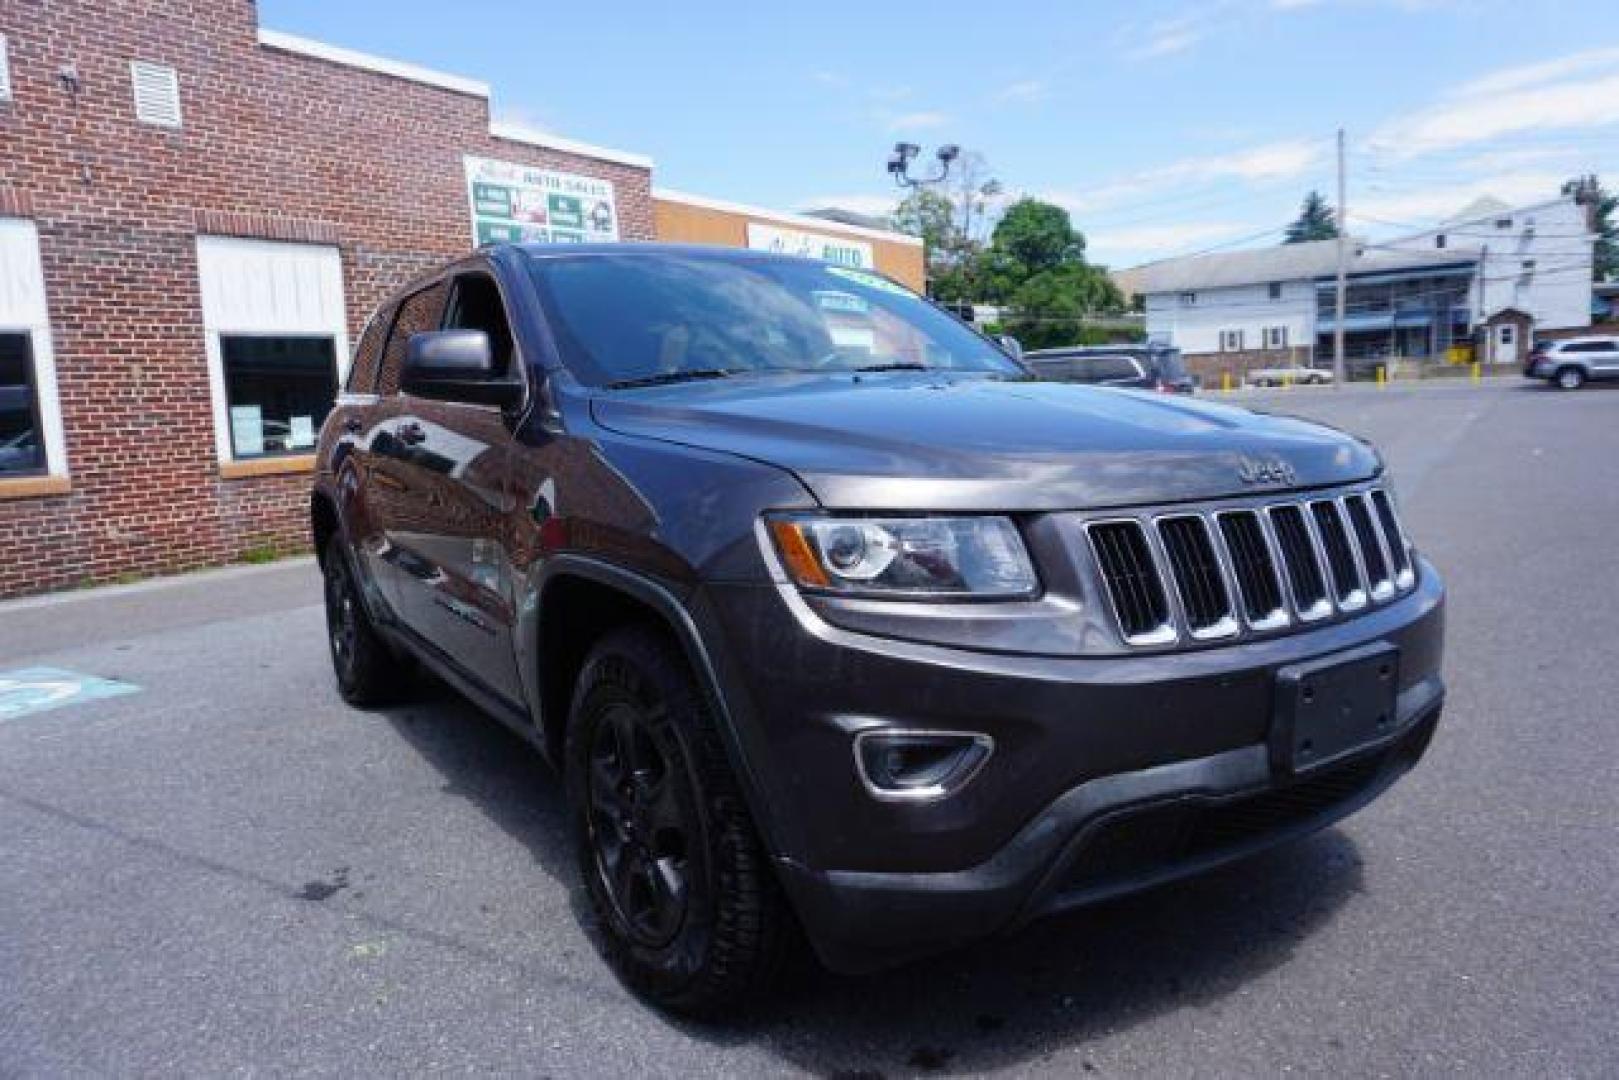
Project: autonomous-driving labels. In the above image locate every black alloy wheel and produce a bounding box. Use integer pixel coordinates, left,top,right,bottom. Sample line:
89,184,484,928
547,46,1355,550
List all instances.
585,700,692,949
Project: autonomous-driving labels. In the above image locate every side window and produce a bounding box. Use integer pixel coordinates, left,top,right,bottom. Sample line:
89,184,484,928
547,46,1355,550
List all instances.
441,273,516,378
1093,356,1141,381
345,308,392,393
0,332,46,477
377,282,448,396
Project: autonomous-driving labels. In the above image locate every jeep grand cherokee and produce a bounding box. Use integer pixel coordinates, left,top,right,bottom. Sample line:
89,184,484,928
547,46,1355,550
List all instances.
312,244,1445,1015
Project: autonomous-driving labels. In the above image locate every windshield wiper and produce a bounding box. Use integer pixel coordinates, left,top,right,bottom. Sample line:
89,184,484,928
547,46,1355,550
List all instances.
604,368,733,390
853,361,930,373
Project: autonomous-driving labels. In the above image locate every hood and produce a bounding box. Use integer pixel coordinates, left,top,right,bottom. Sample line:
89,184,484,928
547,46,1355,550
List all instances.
590,373,1379,511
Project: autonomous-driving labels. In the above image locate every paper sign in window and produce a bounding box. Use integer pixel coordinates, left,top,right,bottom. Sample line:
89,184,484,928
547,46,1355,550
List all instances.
230,405,264,457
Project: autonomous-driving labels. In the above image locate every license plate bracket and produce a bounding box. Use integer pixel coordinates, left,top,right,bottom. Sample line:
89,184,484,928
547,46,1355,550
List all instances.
1272,643,1400,776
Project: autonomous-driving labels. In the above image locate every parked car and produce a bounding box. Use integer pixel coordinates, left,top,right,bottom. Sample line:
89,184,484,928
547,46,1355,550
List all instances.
313,245,1445,1015
1524,336,1619,389
1247,364,1333,387
1024,344,1196,393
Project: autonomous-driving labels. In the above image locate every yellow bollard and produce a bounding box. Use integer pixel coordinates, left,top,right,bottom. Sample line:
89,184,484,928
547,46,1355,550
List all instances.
1471,361,1480,385
1376,365,1386,389
1222,371,1232,394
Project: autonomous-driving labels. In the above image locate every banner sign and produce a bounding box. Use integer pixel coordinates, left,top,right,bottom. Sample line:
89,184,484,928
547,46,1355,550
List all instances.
746,222,875,269
464,156,619,247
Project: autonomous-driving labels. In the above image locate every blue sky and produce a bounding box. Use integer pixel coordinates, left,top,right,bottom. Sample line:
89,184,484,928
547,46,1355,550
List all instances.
258,0,1619,268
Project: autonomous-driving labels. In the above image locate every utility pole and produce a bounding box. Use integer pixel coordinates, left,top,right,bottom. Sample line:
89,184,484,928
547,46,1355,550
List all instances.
1333,127,1347,386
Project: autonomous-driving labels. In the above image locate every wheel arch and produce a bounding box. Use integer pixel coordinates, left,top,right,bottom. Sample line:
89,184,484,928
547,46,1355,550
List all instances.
310,487,339,567
524,556,794,861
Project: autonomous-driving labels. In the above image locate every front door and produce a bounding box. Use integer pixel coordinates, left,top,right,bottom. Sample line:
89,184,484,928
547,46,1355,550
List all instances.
390,272,525,704
1496,324,1518,365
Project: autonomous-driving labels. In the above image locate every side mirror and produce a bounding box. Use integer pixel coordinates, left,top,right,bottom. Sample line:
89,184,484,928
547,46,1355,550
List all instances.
996,334,1024,361
402,330,521,408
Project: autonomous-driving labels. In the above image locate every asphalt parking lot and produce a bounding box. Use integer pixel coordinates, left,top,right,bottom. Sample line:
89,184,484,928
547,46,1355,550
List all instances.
2,379,1615,1077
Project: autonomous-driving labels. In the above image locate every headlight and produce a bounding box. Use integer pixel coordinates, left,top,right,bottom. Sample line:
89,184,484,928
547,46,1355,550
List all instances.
766,515,1038,599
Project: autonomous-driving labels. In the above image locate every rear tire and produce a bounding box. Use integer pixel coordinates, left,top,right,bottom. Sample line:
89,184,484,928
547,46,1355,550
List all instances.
322,536,408,707
1555,366,1585,390
566,624,796,1017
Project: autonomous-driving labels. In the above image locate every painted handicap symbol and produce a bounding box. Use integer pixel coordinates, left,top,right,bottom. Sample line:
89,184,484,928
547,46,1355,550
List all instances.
0,667,141,722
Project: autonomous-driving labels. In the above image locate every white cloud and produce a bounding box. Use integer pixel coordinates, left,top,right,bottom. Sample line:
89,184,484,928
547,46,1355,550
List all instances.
1356,170,1570,225
1060,137,1327,214
884,110,950,133
1371,52,1619,159
1087,220,1257,262
994,79,1048,104
794,193,899,219
1450,45,1619,99
810,70,849,89
1271,0,1325,8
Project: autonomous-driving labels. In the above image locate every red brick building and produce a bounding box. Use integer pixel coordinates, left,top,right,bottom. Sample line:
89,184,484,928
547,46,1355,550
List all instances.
0,1,667,596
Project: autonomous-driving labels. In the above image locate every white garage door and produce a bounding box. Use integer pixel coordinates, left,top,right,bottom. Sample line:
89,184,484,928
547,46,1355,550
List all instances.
195,236,349,464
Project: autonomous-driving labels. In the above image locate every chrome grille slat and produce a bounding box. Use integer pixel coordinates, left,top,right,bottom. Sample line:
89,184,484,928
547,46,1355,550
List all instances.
1343,494,1395,600
1370,489,1415,588
1266,504,1333,621
1087,520,1175,645
1215,510,1288,630
1084,484,1415,648
1156,515,1237,640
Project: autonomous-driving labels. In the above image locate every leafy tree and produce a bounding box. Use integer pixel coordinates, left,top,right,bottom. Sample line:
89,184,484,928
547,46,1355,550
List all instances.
893,153,1004,302
991,198,1086,274
1002,264,1124,350
1284,190,1339,244
1564,174,1617,282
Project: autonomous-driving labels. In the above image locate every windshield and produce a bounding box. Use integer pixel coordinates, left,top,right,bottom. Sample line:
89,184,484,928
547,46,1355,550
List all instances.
524,251,1023,387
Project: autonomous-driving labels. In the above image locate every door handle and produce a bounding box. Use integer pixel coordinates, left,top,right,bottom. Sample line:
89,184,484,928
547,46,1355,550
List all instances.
397,421,427,446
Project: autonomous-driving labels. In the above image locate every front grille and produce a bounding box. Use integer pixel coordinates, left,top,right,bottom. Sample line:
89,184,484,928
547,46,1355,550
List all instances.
1087,521,1173,644
1311,500,1365,607
1268,504,1330,618
1370,489,1412,582
1217,511,1286,627
1084,484,1415,648
1158,516,1235,637
1344,495,1392,597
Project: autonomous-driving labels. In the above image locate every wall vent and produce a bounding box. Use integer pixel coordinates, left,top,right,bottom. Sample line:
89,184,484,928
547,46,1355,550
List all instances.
130,60,181,127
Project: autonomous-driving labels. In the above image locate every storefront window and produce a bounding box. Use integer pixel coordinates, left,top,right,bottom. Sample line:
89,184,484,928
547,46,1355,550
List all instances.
0,332,45,476
220,335,337,458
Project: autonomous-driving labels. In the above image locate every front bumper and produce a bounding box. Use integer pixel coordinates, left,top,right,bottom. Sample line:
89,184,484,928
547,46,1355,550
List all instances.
691,559,1445,974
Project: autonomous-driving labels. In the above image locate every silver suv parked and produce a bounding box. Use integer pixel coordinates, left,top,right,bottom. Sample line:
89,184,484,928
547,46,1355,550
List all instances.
1525,336,1619,389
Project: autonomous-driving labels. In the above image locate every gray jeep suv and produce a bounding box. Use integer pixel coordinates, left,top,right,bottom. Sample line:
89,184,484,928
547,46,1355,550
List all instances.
312,244,1446,1015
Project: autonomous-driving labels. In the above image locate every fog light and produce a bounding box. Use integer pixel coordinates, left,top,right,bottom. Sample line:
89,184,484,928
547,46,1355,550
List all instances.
854,730,993,801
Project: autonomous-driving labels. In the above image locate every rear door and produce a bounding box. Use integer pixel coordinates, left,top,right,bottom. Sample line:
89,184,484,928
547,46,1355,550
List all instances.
390,269,526,703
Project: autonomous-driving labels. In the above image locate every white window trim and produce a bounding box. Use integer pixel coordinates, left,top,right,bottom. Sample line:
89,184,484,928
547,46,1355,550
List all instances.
0,218,69,480
195,237,350,466
0,33,13,102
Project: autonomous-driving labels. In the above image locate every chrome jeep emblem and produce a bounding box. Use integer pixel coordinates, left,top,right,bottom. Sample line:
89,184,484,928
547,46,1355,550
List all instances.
1237,457,1297,486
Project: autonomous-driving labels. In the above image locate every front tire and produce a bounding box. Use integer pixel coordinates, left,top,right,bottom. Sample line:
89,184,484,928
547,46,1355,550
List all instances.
566,625,795,1017
322,537,408,706
1555,366,1585,390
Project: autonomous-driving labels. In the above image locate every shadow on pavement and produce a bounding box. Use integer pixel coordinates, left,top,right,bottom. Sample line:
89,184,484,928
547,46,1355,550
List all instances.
382,679,1365,1076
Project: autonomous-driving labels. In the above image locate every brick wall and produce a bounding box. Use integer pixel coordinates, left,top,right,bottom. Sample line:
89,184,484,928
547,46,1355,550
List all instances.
0,0,655,597
1183,346,1316,387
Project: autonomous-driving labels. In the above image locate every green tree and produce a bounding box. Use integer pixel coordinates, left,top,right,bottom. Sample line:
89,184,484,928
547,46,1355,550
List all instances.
1002,264,1124,350
1284,190,1339,244
991,198,1086,274
893,152,1004,302
1564,174,1618,281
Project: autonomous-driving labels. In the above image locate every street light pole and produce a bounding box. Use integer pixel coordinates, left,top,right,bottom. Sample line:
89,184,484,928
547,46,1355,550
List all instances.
1333,127,1348,387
